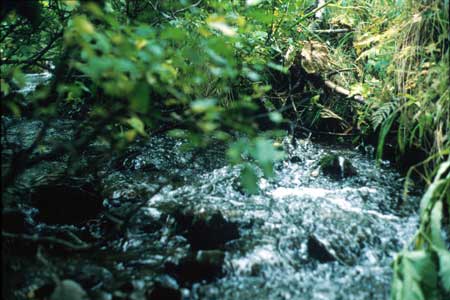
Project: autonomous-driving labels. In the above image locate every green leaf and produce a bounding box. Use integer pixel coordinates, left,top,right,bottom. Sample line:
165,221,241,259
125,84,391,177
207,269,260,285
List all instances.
251,138,284,177
269,112,283,123
430,201,445,248
12,69,26,88
240,164,259,194
227,140,246,164
376,112,397,161
407,251,437,283
246,9,273,24
246,0,265,6
437,249,450,292
402,278,424,300
191,98,217,113
160,27,187,41
1,80,10,95
267,62,288,73
168,129,187,138
126,116,146,136
130,82,150,113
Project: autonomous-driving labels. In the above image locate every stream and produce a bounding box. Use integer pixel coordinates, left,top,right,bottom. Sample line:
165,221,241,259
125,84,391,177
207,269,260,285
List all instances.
2,74,421,300
2,116,420,300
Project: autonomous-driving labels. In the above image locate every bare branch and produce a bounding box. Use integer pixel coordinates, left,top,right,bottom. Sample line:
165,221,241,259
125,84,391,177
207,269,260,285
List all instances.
2,231,92,251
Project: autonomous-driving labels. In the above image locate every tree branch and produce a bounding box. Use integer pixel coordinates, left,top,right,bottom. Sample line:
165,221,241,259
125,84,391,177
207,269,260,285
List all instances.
1,30,63,67
2,231,92,251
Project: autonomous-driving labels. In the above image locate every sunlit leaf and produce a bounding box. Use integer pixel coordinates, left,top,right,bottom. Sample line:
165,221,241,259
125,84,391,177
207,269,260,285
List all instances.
191,98,217,113
126,116,146,136
73,15,95,34
207,16,236,36
430,201,445,248
246,0,265,6
269,112,283,123
438,249,450,292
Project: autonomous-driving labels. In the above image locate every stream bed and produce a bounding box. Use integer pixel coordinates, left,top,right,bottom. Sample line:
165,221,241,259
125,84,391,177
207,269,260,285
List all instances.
2,116,420,300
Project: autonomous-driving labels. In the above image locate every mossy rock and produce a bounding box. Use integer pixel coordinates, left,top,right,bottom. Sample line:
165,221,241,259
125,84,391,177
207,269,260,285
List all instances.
319,154,357,179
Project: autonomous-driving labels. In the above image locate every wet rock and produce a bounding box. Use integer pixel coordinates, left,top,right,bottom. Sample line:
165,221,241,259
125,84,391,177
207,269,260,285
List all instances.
31,184,103,225
171,209,239,250
147,275,181,300
165,250,225,285
50,279,87,300
319,154,357,179
307,235,337,263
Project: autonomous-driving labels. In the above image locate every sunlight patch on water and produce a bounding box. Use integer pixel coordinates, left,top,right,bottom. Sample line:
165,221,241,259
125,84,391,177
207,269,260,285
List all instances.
231,245,281,274
271,187,329,198
271,186,399,220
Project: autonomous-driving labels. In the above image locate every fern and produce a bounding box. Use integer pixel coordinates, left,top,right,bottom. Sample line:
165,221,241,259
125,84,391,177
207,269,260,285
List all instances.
371,101,398,130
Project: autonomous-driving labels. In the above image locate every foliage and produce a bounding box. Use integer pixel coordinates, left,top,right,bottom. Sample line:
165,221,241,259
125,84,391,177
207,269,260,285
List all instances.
392,161,450,300
1,0,321,192
352,0,449,176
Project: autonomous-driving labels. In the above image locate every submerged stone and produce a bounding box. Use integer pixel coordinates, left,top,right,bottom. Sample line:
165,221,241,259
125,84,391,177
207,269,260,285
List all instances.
319,154,357,179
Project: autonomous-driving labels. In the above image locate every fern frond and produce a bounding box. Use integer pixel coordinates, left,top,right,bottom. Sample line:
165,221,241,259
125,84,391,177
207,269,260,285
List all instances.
371,101,398,129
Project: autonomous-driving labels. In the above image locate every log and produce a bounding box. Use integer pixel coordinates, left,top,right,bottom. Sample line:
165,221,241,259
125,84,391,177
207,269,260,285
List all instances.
324,80,365,104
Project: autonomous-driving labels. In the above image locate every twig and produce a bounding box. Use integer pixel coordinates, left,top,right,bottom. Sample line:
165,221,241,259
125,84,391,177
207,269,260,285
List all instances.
288,0,335,31
1,30,63,67
313,28,351,34
298,125,357,136
2,231,92,251
173,0,202,14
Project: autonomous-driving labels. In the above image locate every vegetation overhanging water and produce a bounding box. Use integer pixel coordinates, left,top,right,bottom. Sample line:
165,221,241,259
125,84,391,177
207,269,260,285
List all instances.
1,1,449,300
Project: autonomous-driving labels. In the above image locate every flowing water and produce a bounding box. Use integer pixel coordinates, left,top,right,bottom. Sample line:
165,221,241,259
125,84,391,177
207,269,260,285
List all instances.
17,72,53,95
3,74,421,299
97,135,420,300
